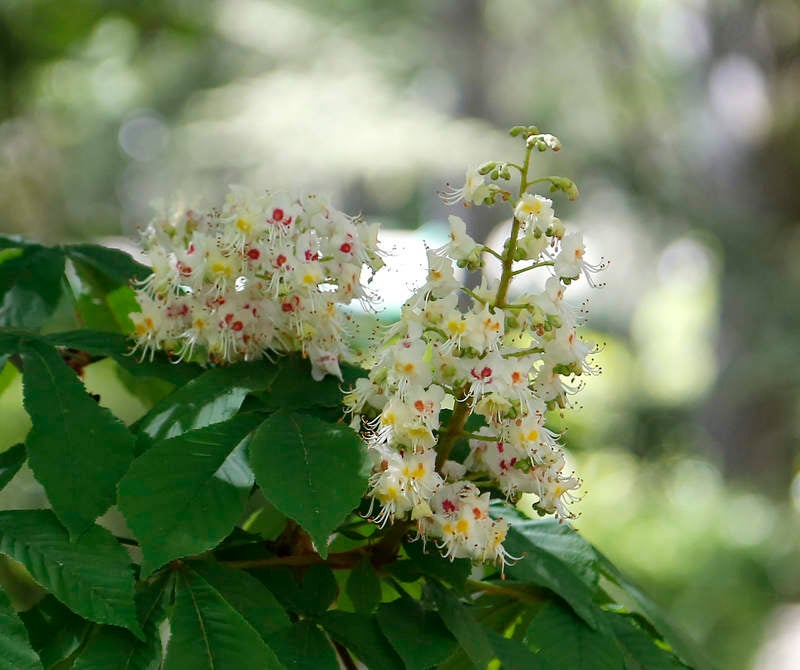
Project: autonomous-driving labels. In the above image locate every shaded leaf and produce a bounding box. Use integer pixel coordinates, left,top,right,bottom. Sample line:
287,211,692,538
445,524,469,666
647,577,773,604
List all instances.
256,357,364,412
0,443,25,491
320,611,405,670
256,564,337,618
0,510,141,636
0,245,65,329
118,415,259,575
0,587,44,670
44,330,201,385
377,598,457,670
346,557,381,615
63,244,151,288
72,576,170,670
266,621,339,670
20,595,90,669
606,612,691,670
163,565,285,670
428,580,494,670
249,411,368,558
486,631,556,670
403,539,471,590
525,600,624,670
189,561,289,638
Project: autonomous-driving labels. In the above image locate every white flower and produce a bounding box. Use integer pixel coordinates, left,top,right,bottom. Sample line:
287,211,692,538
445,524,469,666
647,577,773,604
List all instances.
442,168,491,206
514,193,554,232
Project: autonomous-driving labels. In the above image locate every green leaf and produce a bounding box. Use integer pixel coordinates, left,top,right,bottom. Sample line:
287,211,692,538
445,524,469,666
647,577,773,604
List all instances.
376,598,457,670
0,443,26,491
163,565,285,670
44,330,201,385
256,565,338,618
256,356,364,412
598,553,711,670
485,631,556,670
72,576,170,670
0,510,141,637
249,411,368,558
21,339,136,537
266,621,339,670
495,503,603,629
403,538,471,590
0,587,44,670
0,246,65,329
19,595,91,669
106,285,142,334
320,611,405,670
64,244,151,288
133,362,278,441
346,557,382,614
428,581,495,670
118,415,259,575
525,600,624,670
65,258,120,332
605,612,691,670
188,561,289,638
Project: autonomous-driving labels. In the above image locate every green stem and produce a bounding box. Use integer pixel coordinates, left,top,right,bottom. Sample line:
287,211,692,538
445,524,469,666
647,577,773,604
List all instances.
481,245,504,262
493,145,533,308
460,286,486,304
435,390,472,469
502,347,544,358
511,260,554,276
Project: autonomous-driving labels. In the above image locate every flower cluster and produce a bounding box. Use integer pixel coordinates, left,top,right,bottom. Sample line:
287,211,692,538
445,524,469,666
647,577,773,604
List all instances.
345,126,601,569
130,188,383,379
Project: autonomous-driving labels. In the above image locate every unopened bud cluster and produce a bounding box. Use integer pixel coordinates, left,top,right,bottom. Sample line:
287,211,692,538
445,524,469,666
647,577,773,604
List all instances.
346,126,602,569
130,188,383,379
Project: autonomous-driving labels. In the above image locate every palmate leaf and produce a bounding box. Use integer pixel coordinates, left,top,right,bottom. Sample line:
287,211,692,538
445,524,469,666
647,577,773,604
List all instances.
118,415,260,575
598,553,712,670
256,564,338,618
606,612,691,670
266,621,339,670
0,587,44,670
248,411,369,558
376,598,457,670
72,576,170,670
44,330,201,385
19,595,91,669
0,244,65,329
132,361,282,442
164,564,285,670
0,443,26,491
188,561,289,638
494,503,604,629
427,580,495,670
63,244,151,289
320,611,405,670
346,557,382,614
21,339,136,537
0,510,141,637
524,600,625,670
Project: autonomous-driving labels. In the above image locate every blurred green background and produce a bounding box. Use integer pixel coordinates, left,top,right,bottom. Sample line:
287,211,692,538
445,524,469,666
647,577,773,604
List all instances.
1,1,799,668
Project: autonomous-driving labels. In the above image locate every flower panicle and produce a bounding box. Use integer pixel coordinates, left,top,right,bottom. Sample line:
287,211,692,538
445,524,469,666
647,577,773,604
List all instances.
346,124,603,570
129,187,384,380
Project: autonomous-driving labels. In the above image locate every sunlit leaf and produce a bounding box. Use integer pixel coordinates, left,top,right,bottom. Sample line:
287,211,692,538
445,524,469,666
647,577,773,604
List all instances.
22,339,135,536
118,415,259,575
